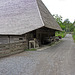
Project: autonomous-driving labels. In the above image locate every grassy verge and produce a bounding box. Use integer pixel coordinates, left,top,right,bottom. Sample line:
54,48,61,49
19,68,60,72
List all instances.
72,35,75,42
55,31,66,38
48,41,55,46
25,48,37,51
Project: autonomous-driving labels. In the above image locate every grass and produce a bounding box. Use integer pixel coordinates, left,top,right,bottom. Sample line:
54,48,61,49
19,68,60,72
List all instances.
72,35,75,42
48,42,55,46
55,31,66,38
25,48,37,51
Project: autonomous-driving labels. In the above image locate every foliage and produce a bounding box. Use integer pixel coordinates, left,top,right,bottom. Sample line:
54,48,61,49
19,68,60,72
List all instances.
63,19,74,32
53,14,74,32
55,31,66,38
72,35,75,42
53,14,65,30
72,28,75,42
73,28,75,35
53,14,62,24
53,14,75,41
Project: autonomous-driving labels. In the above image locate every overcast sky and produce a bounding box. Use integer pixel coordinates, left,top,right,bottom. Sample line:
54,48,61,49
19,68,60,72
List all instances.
42,0,75,22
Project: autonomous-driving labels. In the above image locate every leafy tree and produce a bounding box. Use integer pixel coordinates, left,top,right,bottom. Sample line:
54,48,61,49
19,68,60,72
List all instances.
53,14,62,24
53,14,74,32
63,19,74,32
63,19,70,32
53,14,65,30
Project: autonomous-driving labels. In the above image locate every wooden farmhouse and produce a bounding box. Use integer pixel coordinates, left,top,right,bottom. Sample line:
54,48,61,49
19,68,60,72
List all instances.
0,0,62,57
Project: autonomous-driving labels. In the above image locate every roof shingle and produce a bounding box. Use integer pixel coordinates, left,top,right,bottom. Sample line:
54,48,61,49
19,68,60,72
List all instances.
0,0,62,35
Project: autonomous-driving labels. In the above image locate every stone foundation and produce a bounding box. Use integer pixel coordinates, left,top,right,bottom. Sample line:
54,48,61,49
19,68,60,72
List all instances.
0,41,28,58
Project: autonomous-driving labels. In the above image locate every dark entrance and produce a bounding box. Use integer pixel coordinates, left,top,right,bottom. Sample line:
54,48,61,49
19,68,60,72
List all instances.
40,34,51,45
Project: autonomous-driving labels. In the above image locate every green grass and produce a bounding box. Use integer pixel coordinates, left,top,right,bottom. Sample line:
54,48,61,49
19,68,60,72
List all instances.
72,35,75,42
55,31,66,38
25,48,37,51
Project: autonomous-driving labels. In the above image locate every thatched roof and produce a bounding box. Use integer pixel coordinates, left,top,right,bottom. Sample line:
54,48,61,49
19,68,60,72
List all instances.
0,0,62,35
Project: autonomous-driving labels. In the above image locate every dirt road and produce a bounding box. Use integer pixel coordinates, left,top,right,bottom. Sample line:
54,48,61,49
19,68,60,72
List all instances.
0,34,75,75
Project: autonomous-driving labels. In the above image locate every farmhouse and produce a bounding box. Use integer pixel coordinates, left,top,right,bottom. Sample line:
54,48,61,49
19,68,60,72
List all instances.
0,0,62,57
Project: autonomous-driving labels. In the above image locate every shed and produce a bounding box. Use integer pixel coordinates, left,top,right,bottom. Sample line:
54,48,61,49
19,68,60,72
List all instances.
0,0,62,57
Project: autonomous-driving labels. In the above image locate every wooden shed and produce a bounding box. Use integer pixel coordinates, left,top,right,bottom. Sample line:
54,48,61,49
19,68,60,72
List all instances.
0,0,62,57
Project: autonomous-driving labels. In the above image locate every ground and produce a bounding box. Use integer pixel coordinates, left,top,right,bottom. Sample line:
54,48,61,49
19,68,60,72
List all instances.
0,34,75,75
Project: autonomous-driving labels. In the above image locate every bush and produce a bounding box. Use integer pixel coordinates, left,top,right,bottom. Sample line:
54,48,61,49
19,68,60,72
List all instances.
55,31,66,38
72,35,75,42
72,28,75,42
73,29,75,35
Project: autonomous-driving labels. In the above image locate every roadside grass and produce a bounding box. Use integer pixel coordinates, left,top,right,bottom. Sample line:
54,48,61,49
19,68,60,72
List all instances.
48,41,55,46
25,48,37,51
55,31,66,38
72,35,75,42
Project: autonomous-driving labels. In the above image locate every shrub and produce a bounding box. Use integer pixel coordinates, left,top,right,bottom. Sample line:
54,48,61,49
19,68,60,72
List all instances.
72,35,75,42
55,31,66,38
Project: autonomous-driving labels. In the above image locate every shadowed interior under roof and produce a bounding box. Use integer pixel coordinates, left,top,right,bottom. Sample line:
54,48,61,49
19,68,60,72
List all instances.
0,0,62,35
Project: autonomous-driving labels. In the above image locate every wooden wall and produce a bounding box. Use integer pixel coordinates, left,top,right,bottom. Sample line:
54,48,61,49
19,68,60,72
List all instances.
36,27,55,38
0,35,28,58
0,27,56,57
0,36,9,44
0,41,28,58
0,35,26,44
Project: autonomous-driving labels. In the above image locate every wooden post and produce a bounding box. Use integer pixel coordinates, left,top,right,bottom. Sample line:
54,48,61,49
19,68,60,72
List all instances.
8,36,10,47
8,36,10,44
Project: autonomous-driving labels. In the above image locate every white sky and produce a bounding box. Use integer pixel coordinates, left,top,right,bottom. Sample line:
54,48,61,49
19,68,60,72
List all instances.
42,0,75,22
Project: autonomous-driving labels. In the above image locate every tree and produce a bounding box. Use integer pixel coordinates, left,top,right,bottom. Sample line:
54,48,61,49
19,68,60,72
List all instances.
53,14,74,32
63,19,74,32
53,14,65,30
53,14,62,24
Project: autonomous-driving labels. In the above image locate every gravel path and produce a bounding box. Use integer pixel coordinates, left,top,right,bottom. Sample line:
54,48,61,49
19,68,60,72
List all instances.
0,34,75,75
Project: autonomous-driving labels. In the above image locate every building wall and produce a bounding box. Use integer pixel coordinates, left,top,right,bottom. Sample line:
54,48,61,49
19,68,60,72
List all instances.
0,35,26,44
0,41,28,58
0,35,28,58
36,27,55,38
0,27,55,57
0,36,9,44
9,35,26,43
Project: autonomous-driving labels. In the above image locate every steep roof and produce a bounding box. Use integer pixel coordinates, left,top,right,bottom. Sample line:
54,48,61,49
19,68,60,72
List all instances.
0,0,62,35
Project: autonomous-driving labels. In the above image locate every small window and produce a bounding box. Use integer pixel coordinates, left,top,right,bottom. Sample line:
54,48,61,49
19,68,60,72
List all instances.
19,38,23,40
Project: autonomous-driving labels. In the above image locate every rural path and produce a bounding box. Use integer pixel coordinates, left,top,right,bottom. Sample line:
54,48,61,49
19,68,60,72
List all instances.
0,34,75,75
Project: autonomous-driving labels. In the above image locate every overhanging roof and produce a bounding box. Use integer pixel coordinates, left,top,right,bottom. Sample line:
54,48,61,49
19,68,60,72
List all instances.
0,0,62,35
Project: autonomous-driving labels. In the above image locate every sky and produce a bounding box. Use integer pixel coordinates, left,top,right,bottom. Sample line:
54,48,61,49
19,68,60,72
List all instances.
42,0,75,22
